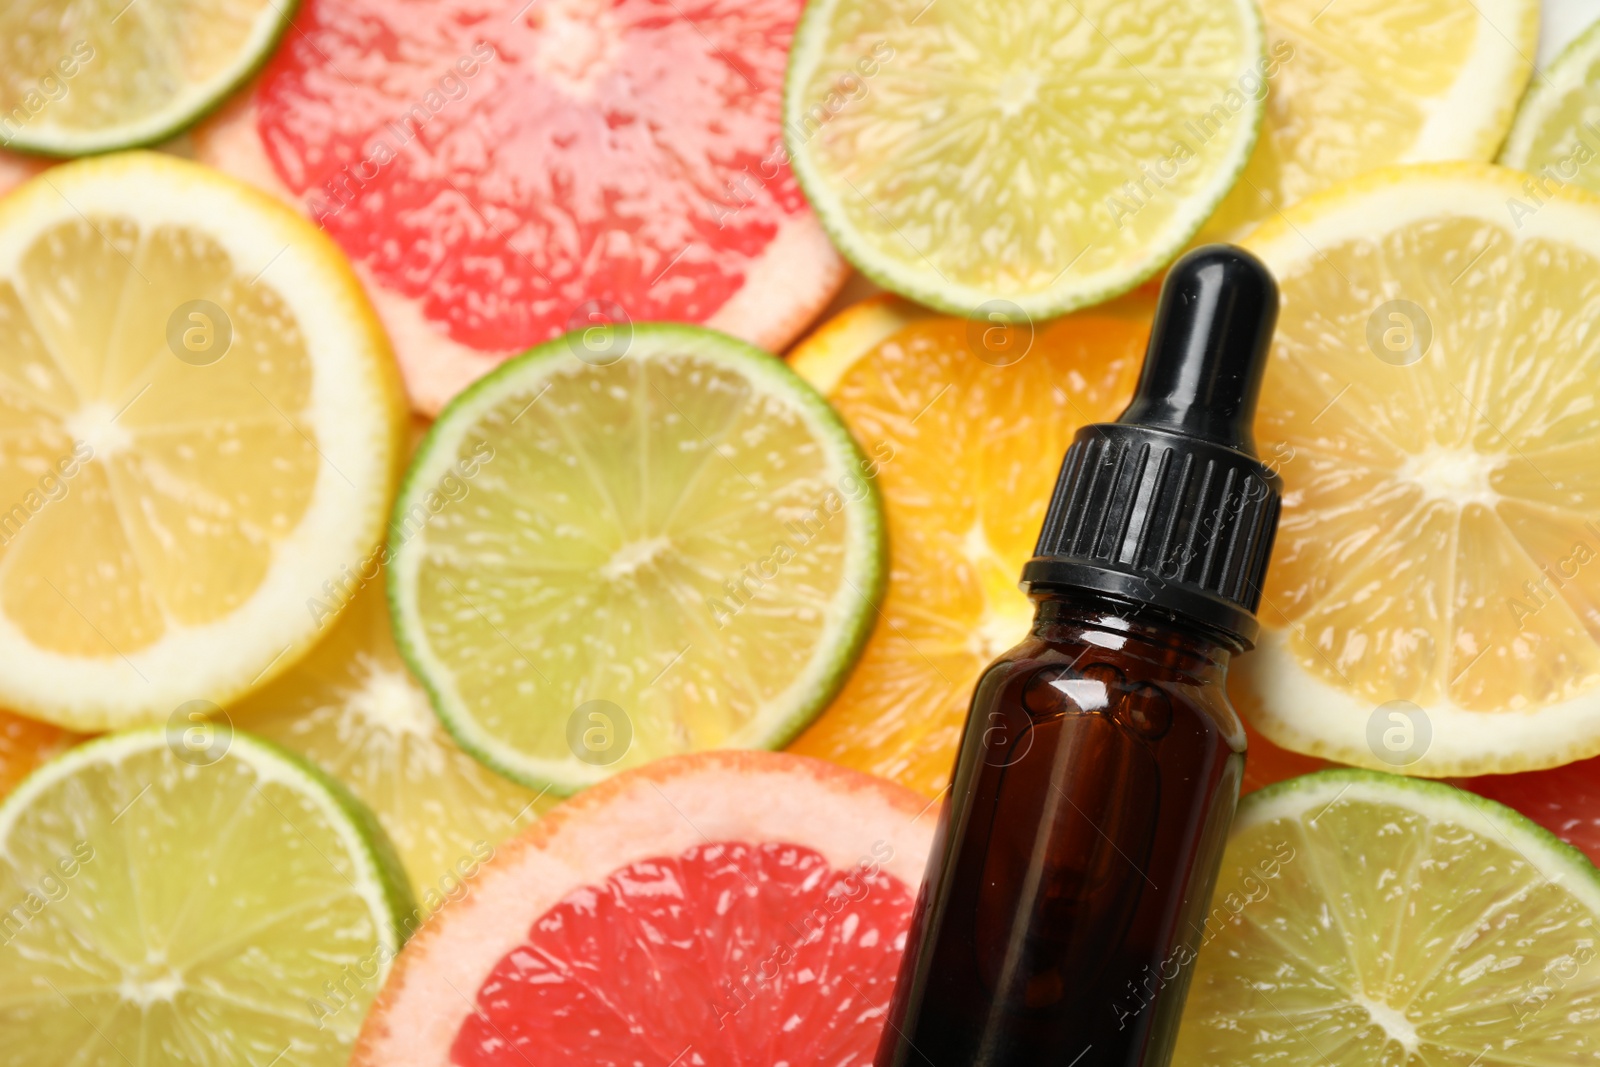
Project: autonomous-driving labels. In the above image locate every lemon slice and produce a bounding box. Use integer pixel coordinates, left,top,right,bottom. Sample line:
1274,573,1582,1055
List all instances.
1500,14,1600,191
784,0,1265,318
0,153,404,731
0,0,296,156
1237,162,1600,777
0,727,414,1065
231,558,554,910
1200,0,1538,239
1175,770,1600,1066
388,324,886,794
786,292,1149,796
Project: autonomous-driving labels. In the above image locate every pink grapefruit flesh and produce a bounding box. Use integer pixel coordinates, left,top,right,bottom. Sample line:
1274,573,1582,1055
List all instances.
194,0,846,414
352,751,936,1067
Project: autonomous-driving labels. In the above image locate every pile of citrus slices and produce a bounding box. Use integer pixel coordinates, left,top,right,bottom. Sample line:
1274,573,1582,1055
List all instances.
5,0,1600,1064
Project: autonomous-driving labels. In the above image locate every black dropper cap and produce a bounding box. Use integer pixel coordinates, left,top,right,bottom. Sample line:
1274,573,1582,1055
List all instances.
1020,245,1283,648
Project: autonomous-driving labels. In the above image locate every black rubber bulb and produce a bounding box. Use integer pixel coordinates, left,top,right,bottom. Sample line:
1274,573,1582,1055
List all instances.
1115,244,1279,456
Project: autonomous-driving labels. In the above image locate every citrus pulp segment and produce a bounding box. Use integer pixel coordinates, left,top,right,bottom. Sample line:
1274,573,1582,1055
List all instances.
0,153,404,731
194,0,846,415
0,0,296,156
1199,0,1538,240
0,727,415,1065
784,0,1265,318
231,560,554,913
353,750,936,1067
388,325,886,794
1237,162,1600,777
1174,770,1600,1066
1500,14,1600,192
786,292,1150,796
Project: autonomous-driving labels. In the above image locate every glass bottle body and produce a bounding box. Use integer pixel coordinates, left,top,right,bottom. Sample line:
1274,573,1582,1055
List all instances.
876,594,1246,1067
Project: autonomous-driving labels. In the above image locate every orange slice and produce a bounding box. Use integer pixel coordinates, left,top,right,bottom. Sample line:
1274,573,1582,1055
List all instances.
785,292,1151,796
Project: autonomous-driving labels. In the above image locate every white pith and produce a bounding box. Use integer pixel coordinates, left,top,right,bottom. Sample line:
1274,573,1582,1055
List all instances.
1393,0,1539,161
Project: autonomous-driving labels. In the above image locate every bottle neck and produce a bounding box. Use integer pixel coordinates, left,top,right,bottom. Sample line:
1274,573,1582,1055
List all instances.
1028,591,1234,683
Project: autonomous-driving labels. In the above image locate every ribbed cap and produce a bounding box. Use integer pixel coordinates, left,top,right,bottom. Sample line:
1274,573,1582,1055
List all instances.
1020,246,1283,648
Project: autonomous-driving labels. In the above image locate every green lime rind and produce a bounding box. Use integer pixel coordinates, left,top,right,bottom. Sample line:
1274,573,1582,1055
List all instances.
1176,769,1600,1064
1499,14,1600,179
246,731,421,942
0,0,300,158
782,0,1266,322
1237,767,1600,904
387,323,888,796
0,724,417,962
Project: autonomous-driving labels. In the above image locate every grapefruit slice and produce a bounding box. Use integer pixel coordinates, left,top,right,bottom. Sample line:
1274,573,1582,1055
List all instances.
194,0,847,415
351,751,936,1066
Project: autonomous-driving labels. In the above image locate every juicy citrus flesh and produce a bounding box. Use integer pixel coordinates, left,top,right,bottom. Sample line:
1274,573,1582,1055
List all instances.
1174,771,1600,1066
1500,16,1600,193
0,217,318,654
1238,165,1600,774
451,840,914,1066
0,0,292,154
231,561,553,913
391,327,884,793
0,154,402,729
0,729,412,1066
253,0,811,352
788,295,1148,796
1200,0,1536,239
786,0,1263,315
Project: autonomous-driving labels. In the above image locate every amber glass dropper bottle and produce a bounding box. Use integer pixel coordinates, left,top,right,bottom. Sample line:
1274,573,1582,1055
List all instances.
875,245,1283,1067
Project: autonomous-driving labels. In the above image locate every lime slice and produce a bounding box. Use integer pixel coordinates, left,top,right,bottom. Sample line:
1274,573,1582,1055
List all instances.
783,0,1265,318
1174,770,1600,1065
0,0,297,156
0,152,404,731
0,727,414,1064
232,558,555,911
388,324,886,794
1500,14,1600,192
